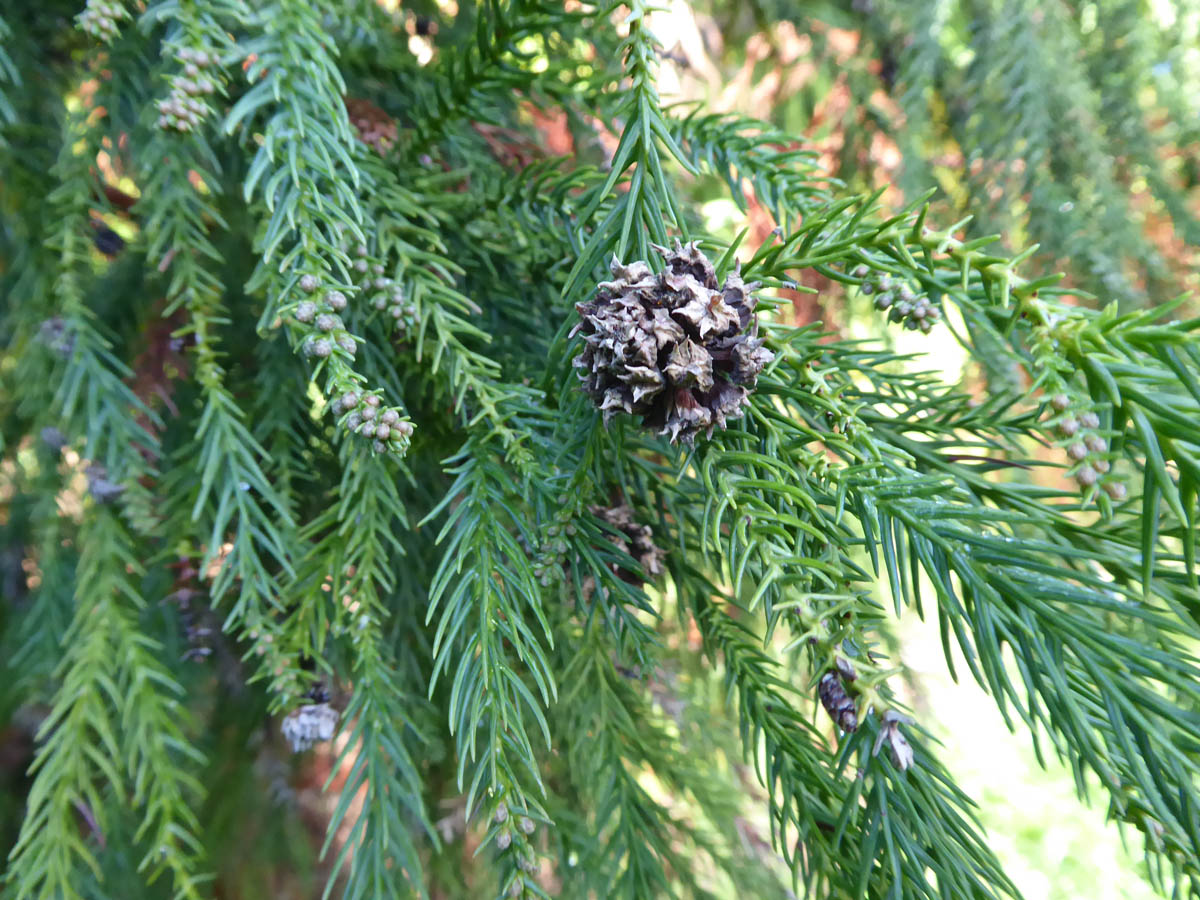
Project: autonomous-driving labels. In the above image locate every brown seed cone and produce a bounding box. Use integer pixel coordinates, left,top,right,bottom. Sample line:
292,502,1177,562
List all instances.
571,241,773,444
345,97,398,154
818,670,858,733
591,503,664,585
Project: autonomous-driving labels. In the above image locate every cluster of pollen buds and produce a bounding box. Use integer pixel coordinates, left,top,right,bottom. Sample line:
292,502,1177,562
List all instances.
1047,393,1125,500
852,265,941,333
294,274,358,360
330,389,414,453
818,658,858,733
336,242,420,332
373,282,419,332
572,241,773,444
530,500,576,589
492,802,538,855
156,48,219,132
38,317,75,358
345,97,399,155
280,701,339,753
78,0,128,41
591,503,664,586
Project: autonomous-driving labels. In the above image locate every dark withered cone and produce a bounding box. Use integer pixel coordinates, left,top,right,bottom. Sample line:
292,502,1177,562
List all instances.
818,670,858,733
591,503,664,585
571,241,773,444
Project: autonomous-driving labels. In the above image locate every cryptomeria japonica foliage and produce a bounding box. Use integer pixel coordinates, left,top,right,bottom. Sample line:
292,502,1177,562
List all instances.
1,2,1199,899
690,0,1200,310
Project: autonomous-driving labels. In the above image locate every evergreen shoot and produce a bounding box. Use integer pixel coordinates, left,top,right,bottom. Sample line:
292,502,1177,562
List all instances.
1,2,1199,899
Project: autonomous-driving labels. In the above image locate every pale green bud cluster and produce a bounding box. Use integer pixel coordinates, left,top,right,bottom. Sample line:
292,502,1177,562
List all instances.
1046,392,1125,500
853,265,942,333
78,0,128,42
157,47,219,132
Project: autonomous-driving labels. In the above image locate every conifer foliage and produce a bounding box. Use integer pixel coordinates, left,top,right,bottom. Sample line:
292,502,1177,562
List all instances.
1,2,1199,899
701,0,1200,305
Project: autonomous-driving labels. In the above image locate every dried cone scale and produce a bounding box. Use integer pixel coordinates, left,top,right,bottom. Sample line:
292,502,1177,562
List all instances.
572,241,774,444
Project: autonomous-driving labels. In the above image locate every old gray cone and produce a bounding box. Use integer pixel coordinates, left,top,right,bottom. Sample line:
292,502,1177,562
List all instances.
281,702,339,753
571,241,773,443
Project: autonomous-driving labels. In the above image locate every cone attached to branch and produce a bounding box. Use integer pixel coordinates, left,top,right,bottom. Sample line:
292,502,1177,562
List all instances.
572,241,773,444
